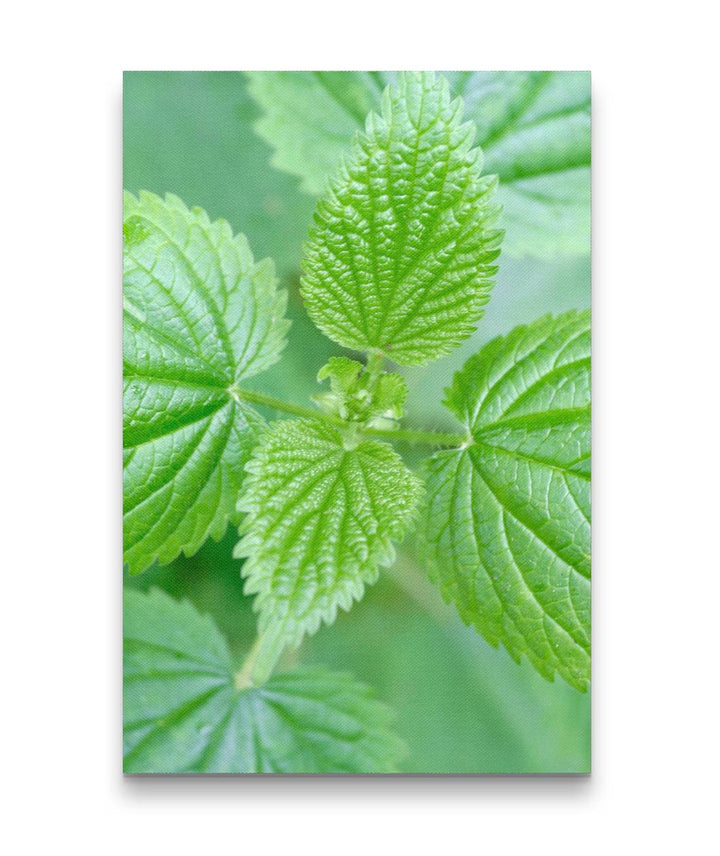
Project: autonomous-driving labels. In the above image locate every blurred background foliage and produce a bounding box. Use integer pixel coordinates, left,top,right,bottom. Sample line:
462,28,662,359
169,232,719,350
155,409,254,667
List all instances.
124,71,590,773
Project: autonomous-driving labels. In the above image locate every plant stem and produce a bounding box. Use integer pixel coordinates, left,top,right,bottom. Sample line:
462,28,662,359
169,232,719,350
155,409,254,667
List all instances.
228,385,344,426
234,623,288,689
361,425,470,447
229,384,469,449
234,635,263,690
365,350,385,390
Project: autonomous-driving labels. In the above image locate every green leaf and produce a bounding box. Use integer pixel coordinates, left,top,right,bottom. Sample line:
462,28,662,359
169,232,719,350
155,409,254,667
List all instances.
420,311,591,690
459,71,590,258
124,588,404,773
123,191,289,574
313,357,408,423
247,70,589,259
245,71,393,196
235,419,423,645
301,71,502,365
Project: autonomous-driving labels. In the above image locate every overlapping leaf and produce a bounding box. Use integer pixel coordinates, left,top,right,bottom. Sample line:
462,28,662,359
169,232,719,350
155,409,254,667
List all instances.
235,419,423,645
460,71,590,257
301,71,502,365
247,70,590,258
123,192,289,574
246,71,393,195
124,589,404,773
420,311,591,690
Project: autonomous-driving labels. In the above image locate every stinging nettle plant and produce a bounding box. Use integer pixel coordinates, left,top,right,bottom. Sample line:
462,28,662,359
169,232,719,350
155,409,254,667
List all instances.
123,71,590,773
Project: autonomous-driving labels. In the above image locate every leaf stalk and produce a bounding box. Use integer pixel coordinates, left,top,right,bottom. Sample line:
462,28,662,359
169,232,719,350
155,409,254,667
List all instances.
229,384,468,449
235,624,288,688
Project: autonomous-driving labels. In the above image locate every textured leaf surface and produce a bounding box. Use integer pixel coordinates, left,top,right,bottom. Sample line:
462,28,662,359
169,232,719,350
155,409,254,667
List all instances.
248,70,589,258
236,419,423,645
124,589,403,773
420,311,591,690
123,191,289,574
301,71,502,365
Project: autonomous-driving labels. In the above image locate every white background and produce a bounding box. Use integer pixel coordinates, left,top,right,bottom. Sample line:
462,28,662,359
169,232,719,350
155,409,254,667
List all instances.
2,1,718,852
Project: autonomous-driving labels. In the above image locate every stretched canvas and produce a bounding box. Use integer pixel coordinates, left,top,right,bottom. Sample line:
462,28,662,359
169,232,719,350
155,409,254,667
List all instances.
123,70,591,774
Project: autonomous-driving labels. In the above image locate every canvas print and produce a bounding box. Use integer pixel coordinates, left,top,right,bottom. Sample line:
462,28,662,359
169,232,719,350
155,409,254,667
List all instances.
123,71,591,774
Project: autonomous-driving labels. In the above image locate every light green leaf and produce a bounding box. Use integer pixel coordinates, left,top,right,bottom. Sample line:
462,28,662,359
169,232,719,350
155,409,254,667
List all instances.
124,588,404,773
245,71,393,195
420,311,591,690
123,191,289,574
459,71,590,258
314,357,408,423
301,71,502,365
247,70,589,259
235,419,423,645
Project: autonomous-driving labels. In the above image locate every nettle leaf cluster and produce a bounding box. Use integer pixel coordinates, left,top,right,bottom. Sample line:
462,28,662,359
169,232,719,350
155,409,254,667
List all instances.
247,70,591,258
123,71,591,773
